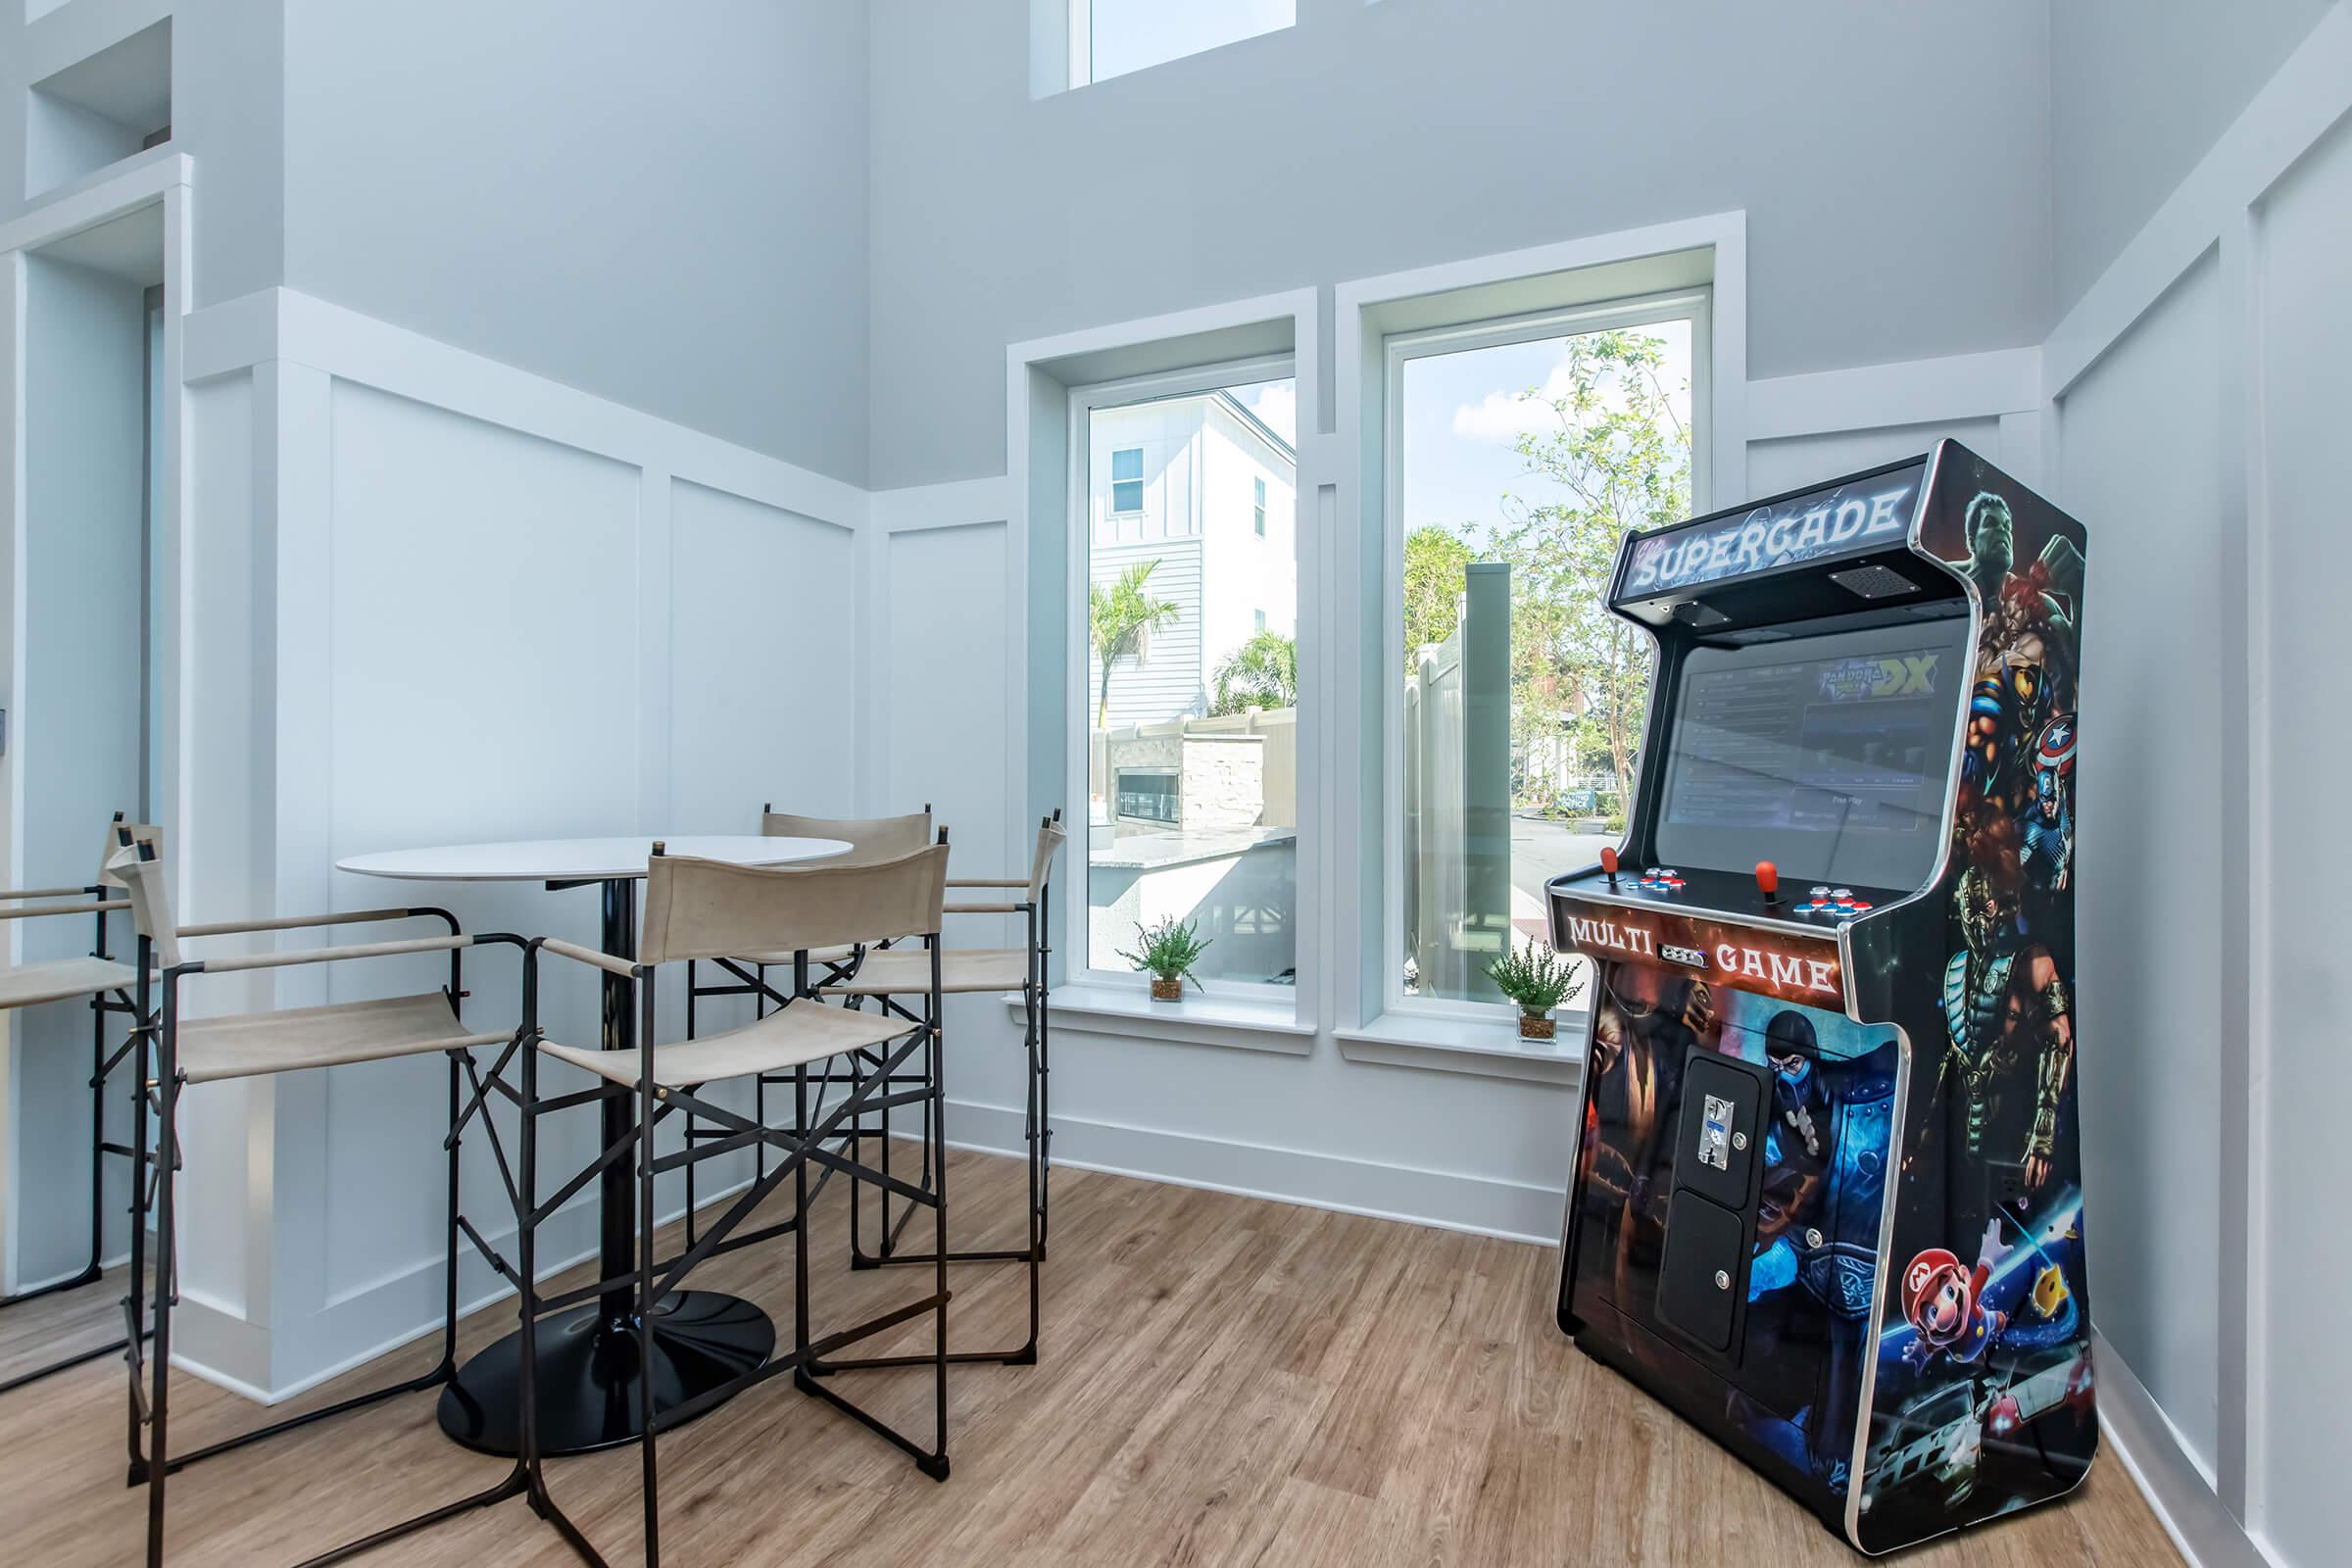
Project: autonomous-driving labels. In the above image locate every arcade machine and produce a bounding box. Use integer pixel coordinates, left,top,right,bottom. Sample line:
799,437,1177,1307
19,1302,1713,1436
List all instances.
1547,441,2091,1553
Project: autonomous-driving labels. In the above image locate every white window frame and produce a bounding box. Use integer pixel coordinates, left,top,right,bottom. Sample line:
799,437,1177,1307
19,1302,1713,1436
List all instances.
1068,351,1301,1003
1380,288,1712,1025
1253,474,1267,535
1109,445,1146,515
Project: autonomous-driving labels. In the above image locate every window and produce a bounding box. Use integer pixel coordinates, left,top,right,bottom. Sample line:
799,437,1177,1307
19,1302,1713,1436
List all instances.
1387,294,1704,1012
1080,367,1299,991
1110,446,1145,514
1069,0,1295,89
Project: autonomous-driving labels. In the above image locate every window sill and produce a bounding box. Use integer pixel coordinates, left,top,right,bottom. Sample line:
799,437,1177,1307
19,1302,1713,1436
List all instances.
1007,983,1313,1056
1334,1009,1589,1086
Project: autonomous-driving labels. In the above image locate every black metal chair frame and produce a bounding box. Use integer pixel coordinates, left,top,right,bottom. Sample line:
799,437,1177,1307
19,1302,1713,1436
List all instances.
676,804,928,1263
828,809,1059,1369
521,923,952,1567
828,872,1053,1369
128,868,604,1567
0,876,155,1397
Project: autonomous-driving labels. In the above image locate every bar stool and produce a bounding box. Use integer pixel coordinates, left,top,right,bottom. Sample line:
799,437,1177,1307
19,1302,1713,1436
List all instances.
821,812,1065,1365
106,836,605,1567
679,807,930,1250
0,812,154,1397
519,839,953,1566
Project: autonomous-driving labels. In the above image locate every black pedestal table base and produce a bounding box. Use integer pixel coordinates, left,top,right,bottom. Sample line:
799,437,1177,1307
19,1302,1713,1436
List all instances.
437,1291,775,1456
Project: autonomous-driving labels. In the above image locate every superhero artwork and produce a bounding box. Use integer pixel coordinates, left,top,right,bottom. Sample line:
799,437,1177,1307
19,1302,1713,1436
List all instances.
1850,452,2094,1548
1567,973,1900,1507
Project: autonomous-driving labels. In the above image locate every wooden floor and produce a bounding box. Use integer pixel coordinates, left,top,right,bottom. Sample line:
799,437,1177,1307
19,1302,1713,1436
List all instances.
0,1148,2178,1566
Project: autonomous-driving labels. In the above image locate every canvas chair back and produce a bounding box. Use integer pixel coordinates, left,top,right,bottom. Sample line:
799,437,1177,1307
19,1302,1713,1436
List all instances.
1025,816,1068,903
98,814,163,891
641,843,949,968
760,808,932,868
105,835,179,970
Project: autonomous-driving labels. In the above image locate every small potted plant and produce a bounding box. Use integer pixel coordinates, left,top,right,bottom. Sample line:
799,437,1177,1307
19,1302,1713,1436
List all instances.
1487,939,1585,1040
1119,915,1211,1001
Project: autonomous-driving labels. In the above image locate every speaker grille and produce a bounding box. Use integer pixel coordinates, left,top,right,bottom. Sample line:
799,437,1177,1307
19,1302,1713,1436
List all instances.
1828,563,1918,599
1674,600,1732,628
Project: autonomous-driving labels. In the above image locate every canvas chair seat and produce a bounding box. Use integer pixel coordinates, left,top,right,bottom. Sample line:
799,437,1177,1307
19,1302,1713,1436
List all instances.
822,947,1026,997
539,998,918,1092
730,942,858,968
177,992,506,1085
0,956,137,1011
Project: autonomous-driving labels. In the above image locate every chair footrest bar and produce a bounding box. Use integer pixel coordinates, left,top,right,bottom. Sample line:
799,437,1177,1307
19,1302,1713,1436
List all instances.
162,1365,451,1475
289,1469,534,1568
858,1246,1039,1267
811,1347,1036,1371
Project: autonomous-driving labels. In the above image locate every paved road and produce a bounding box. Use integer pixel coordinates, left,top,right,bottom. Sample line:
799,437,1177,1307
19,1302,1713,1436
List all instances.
1510,816,1619,909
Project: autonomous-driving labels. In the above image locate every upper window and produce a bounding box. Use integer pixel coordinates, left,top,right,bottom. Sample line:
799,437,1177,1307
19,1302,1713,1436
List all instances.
1387,296,1704,1013
1253,476,1268,535
1071,0,1295,88
1110,447,1145,514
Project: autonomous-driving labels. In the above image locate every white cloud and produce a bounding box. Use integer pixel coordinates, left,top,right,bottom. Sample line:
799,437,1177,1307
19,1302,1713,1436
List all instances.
1446,344,1693,449
1449,361,1578,446
1237,380,1297,446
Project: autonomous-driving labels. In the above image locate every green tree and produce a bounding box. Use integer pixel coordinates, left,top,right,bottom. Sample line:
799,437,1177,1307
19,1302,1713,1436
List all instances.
1402,524,1477,672
1485,329,1690,809
1089,559,1181,727
1210,630,1298,715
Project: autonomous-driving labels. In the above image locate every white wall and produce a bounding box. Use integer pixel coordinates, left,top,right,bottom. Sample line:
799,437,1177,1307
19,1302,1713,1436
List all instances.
2049,0,2332,314
2251,102,2352,1568
2039,9,2352,1566
2059,255,2226,1469
0,1,285,310
282,0,873,485
870,0,2055,487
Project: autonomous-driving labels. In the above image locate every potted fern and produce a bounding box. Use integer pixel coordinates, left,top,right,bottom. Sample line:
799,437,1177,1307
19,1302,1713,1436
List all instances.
1487,939,1585,1040
1118,916,1211,1001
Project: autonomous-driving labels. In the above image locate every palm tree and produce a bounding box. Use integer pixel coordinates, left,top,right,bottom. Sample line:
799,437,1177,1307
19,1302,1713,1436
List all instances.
1211,630,1298,715
1090,559,1181,727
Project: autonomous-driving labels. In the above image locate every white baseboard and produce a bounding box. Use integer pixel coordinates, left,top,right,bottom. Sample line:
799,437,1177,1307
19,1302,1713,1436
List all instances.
2091,1329,2275,1568
943,1098,1565,1246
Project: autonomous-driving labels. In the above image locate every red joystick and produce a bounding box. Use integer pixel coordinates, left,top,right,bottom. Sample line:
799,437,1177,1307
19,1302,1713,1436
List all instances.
1755,859,1780,903
1599,846,1619,883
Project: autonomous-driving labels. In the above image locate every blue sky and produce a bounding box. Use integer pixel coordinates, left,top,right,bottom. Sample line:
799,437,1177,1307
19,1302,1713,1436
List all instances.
1402,320,1692,550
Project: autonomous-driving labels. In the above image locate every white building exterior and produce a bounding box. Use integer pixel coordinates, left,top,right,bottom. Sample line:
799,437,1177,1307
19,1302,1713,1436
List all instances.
1086,391,1297,729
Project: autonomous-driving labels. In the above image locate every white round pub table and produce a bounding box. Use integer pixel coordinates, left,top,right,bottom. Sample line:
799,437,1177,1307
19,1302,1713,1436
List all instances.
336,833,850,1458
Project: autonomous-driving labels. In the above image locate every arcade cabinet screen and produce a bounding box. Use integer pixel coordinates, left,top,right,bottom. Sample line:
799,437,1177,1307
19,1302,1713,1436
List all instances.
1653,613,1971,890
